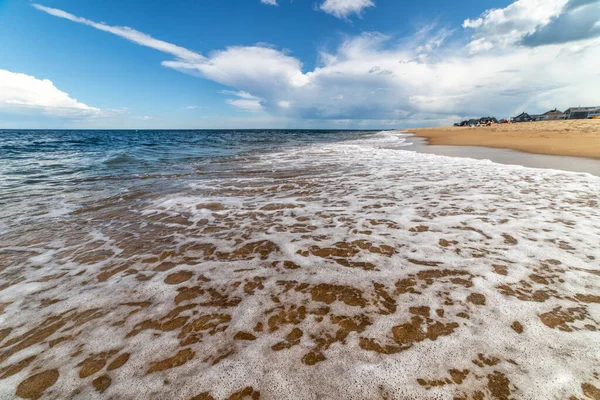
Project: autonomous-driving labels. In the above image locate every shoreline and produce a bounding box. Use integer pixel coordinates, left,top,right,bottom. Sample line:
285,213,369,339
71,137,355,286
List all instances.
406,120,600,159
402,135,600,177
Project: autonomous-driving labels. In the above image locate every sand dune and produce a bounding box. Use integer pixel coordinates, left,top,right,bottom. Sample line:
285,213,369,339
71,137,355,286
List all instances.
409,120,600,159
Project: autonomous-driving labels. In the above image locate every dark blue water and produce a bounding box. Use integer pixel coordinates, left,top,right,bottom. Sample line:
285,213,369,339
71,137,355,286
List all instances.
0,129,375,226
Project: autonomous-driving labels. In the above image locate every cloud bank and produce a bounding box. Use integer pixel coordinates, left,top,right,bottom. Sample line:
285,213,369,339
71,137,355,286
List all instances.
31,0,600,126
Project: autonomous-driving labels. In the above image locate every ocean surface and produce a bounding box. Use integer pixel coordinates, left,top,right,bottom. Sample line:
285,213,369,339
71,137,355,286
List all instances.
0,130,376,228
0,129,599,399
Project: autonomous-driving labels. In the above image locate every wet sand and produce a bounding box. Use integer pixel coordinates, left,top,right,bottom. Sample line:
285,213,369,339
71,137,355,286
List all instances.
405,136,600,177
408,120,600,159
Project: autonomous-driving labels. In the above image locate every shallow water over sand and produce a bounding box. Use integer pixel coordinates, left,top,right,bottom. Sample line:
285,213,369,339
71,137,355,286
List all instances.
0,131,599,399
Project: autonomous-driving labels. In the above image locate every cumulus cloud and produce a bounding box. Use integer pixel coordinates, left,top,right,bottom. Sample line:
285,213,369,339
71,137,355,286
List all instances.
466,38,494,54
462,0,569,52
319,0,375,19
521,0,600,46
0,69,99,117
260,0,278,6
33,1,600,126
462,0,600,50
163,45,310,91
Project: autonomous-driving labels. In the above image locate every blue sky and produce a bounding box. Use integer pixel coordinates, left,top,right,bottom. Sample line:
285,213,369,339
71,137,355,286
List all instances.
0,0,599,129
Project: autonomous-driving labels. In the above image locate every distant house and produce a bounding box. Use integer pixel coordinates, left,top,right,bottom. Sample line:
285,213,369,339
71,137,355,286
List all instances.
479,116,499,124
565,106,600,119
543,109,565,120
511,112,533,123
532,109,565,121
454,116,499,126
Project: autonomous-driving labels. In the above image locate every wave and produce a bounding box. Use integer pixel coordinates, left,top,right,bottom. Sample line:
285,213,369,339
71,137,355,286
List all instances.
102,152,140,166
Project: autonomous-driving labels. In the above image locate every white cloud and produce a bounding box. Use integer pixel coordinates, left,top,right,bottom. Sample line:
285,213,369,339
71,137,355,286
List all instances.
462,0,569,52
222,90,264,112
237,91,260,100
466,38,494,54
33,2,600,126
319,0,375,19
220,90,262,100
260,0,278,6
0,69,99,117
413,24,455,54
32,4,204,62
226,99,264,112
521,0,600,46
163,45,310,94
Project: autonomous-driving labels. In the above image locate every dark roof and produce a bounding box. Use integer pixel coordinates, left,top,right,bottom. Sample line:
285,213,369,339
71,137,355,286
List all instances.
565,106,600,113
543,109,563,115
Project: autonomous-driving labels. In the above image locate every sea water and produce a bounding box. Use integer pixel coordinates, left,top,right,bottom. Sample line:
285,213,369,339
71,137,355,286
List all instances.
0,130,599,399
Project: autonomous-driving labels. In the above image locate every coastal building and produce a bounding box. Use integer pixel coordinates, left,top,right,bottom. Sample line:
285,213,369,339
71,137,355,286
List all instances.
564,106,600,119
510,112,533,123
531,109,565,121
454,116,499,126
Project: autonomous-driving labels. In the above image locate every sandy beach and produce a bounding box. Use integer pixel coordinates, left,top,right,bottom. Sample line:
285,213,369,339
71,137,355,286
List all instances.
409,119,600,159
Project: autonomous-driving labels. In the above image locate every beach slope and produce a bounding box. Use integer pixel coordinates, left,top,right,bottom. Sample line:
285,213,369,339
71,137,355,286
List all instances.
409,120,600,158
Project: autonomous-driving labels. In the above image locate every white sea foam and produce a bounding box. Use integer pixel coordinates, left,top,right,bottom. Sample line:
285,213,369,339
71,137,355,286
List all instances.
0,131,599,399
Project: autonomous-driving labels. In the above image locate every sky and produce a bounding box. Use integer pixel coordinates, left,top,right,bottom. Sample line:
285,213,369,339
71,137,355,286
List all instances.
0,0,599,129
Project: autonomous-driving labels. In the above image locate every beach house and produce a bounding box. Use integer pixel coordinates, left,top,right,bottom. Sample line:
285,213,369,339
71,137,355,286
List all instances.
564,106,600,119
510,112,533,123
531,109,565,121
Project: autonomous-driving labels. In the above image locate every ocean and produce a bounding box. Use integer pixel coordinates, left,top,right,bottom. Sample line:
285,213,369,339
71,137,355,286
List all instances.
0,129,599,399
0,129,375,228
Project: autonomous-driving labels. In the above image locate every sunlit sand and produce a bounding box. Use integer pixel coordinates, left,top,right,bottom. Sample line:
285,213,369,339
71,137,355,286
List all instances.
410,120,600,159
